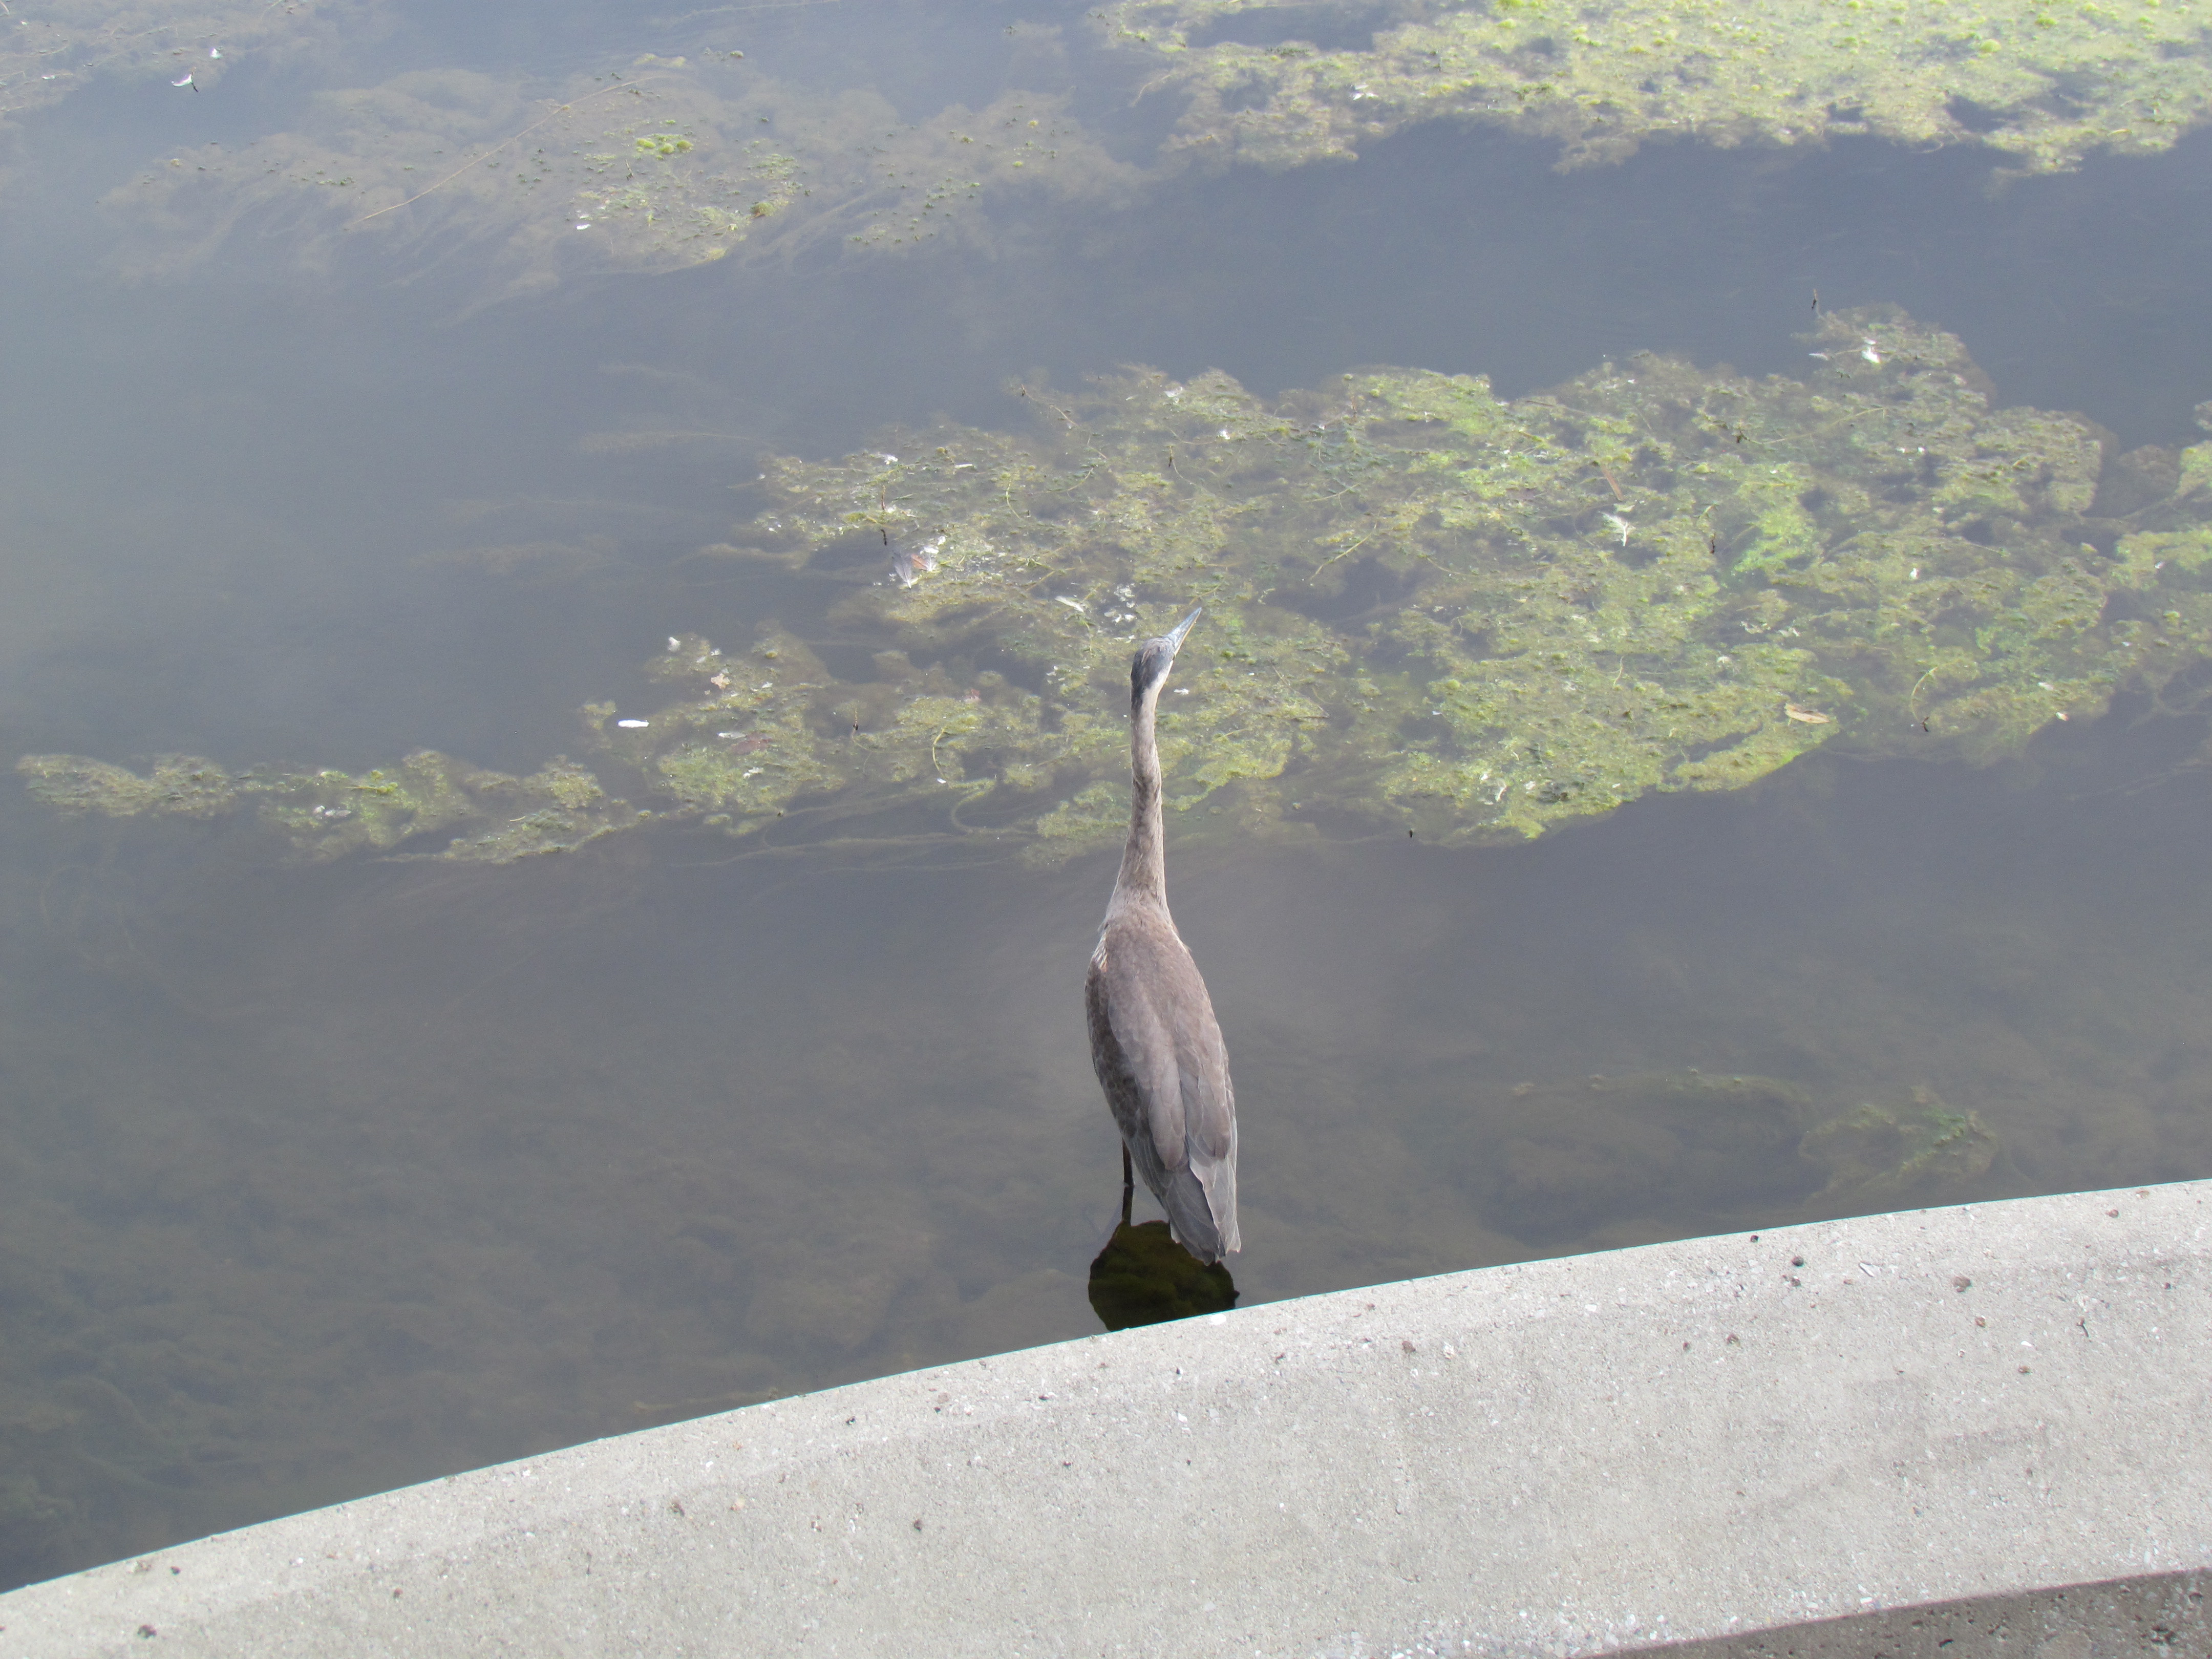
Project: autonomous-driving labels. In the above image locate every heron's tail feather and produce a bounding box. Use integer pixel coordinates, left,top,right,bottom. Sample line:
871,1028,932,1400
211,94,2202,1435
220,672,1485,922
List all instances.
1163,1158,1238,1264
1190,1146,1240,1259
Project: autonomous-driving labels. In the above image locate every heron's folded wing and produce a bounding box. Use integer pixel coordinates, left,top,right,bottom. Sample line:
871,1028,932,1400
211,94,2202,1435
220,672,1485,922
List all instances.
1167,967,1238,1254
1171,988,1234,1165
1141,930,1230,1161
1101,947,1190,1174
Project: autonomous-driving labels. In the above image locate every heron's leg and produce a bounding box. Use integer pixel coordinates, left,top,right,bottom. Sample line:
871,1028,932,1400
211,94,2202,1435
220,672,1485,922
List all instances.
1120,1143,1133,1228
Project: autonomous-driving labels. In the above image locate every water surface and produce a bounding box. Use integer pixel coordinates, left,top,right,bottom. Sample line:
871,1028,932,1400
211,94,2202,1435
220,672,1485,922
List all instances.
4,0,2211,1588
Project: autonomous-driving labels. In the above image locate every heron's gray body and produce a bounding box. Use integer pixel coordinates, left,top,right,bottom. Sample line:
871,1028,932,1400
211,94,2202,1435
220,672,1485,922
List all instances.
1084,609,1240,1262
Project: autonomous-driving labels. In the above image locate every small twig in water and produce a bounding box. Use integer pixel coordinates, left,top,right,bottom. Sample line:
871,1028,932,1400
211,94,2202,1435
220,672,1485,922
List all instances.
1311,524,1377,577
1907,666,1937,718
348,78,646,228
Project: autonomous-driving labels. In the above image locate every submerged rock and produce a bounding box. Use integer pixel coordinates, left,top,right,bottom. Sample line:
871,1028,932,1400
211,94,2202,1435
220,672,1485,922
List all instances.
1800,1088,2002,1211
1088,1220,1238,1330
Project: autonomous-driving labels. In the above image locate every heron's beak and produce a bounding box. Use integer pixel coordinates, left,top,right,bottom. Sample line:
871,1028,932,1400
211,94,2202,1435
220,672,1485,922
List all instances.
1163,607,1202,654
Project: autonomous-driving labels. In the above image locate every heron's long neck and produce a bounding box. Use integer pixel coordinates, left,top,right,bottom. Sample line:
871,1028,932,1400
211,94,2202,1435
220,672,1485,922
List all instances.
1113,686,1168,911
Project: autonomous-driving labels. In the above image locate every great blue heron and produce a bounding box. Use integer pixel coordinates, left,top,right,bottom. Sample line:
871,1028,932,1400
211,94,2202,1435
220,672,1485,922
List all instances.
1084,607,1240,1264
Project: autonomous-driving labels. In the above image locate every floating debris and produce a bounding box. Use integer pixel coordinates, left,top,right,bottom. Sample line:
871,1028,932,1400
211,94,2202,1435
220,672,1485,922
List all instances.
888,538,940,588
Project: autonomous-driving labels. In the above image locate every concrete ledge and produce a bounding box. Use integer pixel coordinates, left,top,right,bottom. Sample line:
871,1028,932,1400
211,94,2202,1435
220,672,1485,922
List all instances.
2,1181,2206,1657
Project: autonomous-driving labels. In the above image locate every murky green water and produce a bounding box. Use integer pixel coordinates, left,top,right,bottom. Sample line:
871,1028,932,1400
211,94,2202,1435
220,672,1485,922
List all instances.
5,0,2212,1589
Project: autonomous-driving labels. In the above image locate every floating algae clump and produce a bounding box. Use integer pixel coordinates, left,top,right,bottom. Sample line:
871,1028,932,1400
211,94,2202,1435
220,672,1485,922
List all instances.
20,748,640,862
81,3,2212,296
24,307,2212,865
17,754,234,819
1098,0,2212,173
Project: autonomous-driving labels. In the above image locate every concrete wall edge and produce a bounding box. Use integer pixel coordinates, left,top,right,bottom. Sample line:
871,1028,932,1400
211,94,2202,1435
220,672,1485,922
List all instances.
1,1179,2206,1657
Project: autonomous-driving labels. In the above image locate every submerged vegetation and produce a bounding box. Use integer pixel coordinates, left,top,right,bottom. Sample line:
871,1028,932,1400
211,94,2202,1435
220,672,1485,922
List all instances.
104,63,1129,295
1411,1072,2007,1248
24,308,2212,864
72,2,2212,289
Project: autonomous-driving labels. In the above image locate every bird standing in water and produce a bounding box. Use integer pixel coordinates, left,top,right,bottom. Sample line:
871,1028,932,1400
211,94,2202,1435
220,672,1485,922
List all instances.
1084,607,1240,1263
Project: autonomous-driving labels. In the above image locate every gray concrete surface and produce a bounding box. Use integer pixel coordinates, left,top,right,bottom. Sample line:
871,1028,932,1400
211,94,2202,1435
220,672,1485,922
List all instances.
0,1180,2205,1657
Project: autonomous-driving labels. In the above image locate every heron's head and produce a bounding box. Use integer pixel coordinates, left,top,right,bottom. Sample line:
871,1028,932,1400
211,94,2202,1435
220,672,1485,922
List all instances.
1130,607,1202,708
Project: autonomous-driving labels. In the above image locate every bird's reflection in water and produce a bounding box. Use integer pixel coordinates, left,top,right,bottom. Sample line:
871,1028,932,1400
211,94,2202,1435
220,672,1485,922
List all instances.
1087,1212,1238,1331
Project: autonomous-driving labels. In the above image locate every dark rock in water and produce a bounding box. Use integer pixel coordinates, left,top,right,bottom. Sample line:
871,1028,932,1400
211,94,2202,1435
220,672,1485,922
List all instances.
1799,1088,2001,1211
1088,1221,1237,1331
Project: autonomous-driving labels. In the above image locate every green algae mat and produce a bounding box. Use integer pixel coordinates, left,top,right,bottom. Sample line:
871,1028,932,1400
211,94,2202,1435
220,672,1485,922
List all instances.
1101,0,2212,174
24,307,2212,865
